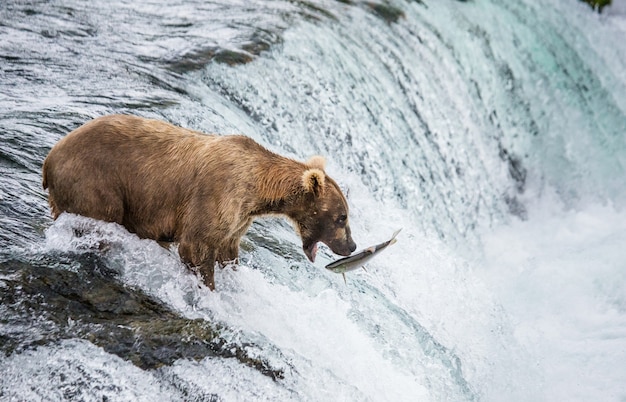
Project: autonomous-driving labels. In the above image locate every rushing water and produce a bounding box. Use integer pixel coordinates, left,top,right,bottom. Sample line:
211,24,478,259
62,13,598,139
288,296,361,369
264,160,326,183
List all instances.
1,0,625,401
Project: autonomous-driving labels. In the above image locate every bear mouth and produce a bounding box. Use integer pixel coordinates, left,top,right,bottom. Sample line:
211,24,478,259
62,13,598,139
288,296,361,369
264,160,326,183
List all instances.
304,242,318,262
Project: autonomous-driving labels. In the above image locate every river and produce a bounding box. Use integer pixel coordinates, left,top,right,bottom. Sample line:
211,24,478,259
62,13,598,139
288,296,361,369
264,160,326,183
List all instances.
1,0,625,401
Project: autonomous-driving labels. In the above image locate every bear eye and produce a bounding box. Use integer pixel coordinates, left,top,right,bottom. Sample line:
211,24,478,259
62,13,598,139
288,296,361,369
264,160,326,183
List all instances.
336,214,347,225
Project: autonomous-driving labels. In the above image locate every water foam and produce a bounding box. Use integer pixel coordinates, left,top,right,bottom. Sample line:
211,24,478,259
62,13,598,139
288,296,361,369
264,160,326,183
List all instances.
480,194,626,401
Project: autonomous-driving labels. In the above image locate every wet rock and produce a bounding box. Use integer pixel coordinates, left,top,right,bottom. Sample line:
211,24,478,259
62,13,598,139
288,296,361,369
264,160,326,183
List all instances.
213,49,255,66
165,46,258,73
164,47,219,73
0,255,283,380
365,2,405,24
504,194,528,220
164,29,283,73
294,1,339,20
496,143,528,220
498,144,527,194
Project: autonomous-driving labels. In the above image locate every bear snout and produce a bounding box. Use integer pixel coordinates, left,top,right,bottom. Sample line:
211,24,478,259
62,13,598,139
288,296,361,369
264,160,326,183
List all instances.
303,237,356,262
343,239,357,255
327,237,357,257
349,239,357,253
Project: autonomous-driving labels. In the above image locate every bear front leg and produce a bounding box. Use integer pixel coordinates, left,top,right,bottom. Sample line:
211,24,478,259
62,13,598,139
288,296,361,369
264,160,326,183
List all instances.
216,237,240,267
216,219,251,268
197,259,217,291
179,241,217,291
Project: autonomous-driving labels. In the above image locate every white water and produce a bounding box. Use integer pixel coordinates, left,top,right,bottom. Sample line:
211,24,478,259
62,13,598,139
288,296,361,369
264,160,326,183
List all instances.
482,195,626,401
1,0,626,401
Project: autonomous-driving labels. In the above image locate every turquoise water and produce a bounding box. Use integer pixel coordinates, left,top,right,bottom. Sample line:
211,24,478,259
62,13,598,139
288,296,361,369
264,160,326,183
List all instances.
1,0,625,400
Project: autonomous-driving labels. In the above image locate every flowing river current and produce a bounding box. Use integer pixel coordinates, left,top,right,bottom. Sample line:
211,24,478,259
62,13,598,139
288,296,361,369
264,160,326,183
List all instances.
1,1,625,401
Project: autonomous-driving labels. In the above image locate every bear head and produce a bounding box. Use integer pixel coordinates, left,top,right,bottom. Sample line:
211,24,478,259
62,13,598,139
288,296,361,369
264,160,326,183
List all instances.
292,156,357,262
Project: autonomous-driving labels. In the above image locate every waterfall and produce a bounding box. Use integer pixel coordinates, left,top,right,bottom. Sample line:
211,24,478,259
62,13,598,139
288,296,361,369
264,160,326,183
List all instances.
1,0,625,400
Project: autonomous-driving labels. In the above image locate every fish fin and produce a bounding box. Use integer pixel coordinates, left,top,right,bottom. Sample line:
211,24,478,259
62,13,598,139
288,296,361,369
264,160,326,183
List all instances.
342,272,346,284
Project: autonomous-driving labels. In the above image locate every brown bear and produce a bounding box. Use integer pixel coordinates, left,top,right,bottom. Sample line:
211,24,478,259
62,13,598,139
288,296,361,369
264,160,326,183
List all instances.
42,114,356,290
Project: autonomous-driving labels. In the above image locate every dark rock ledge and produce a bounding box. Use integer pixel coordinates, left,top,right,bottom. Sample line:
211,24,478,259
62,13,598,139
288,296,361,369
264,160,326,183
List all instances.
0,254,284,381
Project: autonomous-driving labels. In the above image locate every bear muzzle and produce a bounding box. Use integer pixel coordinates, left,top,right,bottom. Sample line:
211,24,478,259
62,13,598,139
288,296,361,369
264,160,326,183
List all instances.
329,238,357,257
303,237,356,263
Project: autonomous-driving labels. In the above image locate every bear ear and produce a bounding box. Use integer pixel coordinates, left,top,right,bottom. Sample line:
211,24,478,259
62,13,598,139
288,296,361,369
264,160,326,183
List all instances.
306,155,326,171
302,168,326,197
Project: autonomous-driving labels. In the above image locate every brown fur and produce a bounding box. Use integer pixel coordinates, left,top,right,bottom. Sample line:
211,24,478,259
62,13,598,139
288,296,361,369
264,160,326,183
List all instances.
42,115,356,290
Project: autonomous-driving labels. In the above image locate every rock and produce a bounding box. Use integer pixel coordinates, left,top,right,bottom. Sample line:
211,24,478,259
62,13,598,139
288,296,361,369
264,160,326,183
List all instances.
365,2,405,24
0,255,283,380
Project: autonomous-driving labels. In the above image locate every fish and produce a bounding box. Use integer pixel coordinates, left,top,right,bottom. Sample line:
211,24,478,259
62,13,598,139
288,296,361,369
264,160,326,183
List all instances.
325,229,402,283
